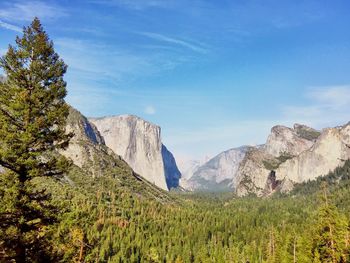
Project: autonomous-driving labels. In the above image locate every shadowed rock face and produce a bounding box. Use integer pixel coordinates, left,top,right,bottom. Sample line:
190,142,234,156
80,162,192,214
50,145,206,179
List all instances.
90,115,181,191
162,145,181,189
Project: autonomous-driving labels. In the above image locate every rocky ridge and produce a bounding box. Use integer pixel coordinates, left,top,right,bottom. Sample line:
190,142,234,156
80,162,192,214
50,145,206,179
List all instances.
180,122,350,196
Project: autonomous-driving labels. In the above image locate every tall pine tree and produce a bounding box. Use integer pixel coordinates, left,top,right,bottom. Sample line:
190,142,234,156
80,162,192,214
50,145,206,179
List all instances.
312,184,349,263
0,17,71,262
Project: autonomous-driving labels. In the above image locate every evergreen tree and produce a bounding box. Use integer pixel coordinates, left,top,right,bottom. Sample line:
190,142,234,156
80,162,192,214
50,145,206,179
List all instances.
312,184,349,263
0,17,71,262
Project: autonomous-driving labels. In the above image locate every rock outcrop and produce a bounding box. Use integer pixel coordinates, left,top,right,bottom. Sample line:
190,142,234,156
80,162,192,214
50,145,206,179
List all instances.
235,147,279,196
62,108,122,178
235,123,350,196
276,123,350,184
179,121,350,197
264,125,316,157
90,115,180,191
235,124,321,196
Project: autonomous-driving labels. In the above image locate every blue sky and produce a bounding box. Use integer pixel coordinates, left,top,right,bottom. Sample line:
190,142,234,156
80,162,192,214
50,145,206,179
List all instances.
1,0,350,163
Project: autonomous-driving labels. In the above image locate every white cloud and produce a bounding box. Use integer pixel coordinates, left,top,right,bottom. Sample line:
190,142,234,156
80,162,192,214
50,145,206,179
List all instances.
0,19,21,32
0,1,67,22
144,105,156,115
307,85,350,109
139,32,209,54
282,85,350,128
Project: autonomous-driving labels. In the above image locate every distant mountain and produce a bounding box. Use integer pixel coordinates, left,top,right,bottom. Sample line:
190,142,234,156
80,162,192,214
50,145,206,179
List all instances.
90,115,181,191
180,147,249,191
181,122,350,197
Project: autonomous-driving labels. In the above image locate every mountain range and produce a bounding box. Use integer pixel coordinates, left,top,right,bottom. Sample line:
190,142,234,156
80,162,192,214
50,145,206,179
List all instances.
60,106,350,197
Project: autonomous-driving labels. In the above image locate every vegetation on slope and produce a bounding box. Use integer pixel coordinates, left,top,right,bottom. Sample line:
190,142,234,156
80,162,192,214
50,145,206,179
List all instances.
22,160,349,262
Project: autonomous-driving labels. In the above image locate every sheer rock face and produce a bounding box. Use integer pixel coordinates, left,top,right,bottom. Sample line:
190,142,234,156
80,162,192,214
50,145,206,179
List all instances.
180,147,249,191
90,115,180,191
162,145,181,189
235,147,277,196
264,125,316,157
276,124,350,184
235,124,321,196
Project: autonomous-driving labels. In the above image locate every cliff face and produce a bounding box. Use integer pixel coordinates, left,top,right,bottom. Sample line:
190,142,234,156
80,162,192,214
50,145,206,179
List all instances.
90,115,180,191
59,107,173,202
235,123,350,196
162,145,181,189
235,147,279,196
276,124,350,184
235,124,320,196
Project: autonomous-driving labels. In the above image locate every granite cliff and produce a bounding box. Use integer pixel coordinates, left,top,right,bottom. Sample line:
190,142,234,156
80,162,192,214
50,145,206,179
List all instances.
90,115,180,191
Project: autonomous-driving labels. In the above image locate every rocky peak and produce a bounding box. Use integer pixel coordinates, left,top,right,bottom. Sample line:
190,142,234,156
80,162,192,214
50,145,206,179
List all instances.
90,115,180,191
264,124,316,157
275,125,350,184
293,123,321,141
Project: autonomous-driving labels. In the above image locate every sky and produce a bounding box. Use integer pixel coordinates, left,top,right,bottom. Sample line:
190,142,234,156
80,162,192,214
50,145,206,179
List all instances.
1,0,350,164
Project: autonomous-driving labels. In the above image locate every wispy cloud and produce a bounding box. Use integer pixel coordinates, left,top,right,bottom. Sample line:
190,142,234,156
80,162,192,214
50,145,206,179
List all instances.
144,105,156,115
0,1,67,22
55,37,194,80
0,19,21,32
139,32,209,54
307,85,350,109
89,0,177,10
283,85,350,128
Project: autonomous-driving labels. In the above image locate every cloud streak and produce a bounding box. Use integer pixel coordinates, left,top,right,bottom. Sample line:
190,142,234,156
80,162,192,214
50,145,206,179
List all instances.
283,85,350,128
0,19,21,32
89,0,178,10
139,32,209,54
0,1,67,22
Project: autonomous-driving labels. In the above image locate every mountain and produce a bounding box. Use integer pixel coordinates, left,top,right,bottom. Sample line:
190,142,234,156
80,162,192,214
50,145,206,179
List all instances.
264,124,318,157
60,107,172,201
180,122,350,196
235,123,350,196
275,123,350,185
90,115,181,191
235,124,320,196
180,147,249,191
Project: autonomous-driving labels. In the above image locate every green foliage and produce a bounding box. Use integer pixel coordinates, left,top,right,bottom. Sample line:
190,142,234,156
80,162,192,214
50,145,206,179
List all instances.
311,185,349,262
295,128,321,141
0,17,70,262
26,159,349,263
